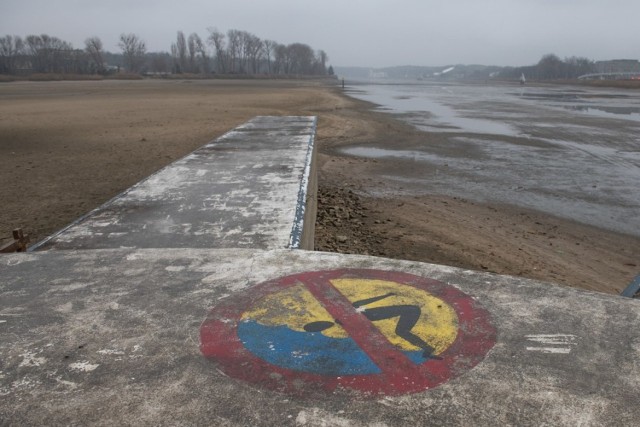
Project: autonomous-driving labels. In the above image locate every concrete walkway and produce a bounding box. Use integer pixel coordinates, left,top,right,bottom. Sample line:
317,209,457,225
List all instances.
1,116,639,426
1,248,639,425
31,116,317,251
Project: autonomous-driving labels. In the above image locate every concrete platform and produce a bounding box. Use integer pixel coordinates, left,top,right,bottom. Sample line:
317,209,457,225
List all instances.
31,116,317,251
1,248,639,426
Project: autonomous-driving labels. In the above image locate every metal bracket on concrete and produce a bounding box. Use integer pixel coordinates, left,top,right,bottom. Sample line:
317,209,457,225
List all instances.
621,274,640,298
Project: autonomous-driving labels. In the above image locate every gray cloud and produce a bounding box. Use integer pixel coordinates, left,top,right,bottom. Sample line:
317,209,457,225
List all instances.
2,0,638,67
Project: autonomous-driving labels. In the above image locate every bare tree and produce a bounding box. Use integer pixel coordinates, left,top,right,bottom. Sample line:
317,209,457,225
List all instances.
564,56,594,78
537,53,563,79
0,35,24,74
170,43,178,72
84,36,104,73
242,33,262,74
273,43,288,74
24,35,44,71
191,33,208,73
207,28,227,73
202,27,330,76
148,52,171,74
187,33,198,73
25,34,73,73
118,33,146,73
317,50,328,75
287,43,315,75
226,29,242,73
172,31,188,73
2,27,331,77
263,39,276,74
237,30,249,73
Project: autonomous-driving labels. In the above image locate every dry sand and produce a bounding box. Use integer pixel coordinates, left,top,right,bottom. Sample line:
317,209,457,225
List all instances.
1,79,638,295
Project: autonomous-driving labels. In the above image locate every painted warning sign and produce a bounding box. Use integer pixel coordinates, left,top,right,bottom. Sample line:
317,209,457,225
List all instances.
200,269,496,396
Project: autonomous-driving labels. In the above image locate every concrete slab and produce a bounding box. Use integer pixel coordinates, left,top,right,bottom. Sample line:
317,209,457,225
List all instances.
30,116,317,251
1,248,639,426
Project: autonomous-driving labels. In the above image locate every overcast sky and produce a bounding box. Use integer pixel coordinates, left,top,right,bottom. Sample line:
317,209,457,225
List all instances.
2,0,638,67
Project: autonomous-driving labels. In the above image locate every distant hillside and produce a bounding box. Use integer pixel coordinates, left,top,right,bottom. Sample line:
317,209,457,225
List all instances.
335,57,640,81
335,64,503,81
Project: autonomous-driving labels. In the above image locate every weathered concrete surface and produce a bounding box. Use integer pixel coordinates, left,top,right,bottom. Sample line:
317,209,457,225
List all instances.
1,248,639,426
31,116,317,251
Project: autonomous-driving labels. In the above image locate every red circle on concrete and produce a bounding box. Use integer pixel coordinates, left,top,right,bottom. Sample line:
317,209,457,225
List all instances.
200,269,496,397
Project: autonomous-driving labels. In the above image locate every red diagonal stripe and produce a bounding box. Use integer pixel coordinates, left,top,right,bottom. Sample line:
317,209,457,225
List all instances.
302,273,419,377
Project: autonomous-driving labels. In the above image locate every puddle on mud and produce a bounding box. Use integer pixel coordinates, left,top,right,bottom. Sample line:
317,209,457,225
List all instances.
414,116,519,136
342,146,445,163
563,105,640,121
373,98,520,136
511,91,629,100
516,92,581,102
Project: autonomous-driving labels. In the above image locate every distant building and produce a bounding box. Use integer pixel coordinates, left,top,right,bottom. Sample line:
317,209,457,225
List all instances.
595,59,640,74
369,70,388,79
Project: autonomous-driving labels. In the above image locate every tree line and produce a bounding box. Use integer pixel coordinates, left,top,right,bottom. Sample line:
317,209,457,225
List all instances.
499,54,595,80
0,29,333,77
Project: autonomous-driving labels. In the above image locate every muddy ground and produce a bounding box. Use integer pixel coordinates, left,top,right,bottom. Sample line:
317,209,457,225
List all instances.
312,91,639,295
1,79,638,295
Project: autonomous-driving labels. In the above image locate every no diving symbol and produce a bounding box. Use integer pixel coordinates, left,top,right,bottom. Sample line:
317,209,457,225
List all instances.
200,269,496,396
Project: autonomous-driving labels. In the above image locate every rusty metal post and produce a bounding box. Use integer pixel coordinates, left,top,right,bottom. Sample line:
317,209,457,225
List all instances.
0,228,29,253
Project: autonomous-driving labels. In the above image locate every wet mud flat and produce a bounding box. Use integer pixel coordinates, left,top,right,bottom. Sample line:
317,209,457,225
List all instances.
343,82,640,238
316,81,640,295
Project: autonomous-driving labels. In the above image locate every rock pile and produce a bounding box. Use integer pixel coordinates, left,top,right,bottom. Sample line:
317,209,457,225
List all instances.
314,186,389,256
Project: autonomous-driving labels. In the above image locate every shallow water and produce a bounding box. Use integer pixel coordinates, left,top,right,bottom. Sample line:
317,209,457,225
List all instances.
344,81,640,237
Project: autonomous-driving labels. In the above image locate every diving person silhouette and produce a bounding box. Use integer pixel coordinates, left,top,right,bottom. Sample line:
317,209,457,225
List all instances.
303,292,442,360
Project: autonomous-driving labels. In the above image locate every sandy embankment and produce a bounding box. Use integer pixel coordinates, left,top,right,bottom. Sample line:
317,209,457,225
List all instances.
1,79,638,295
